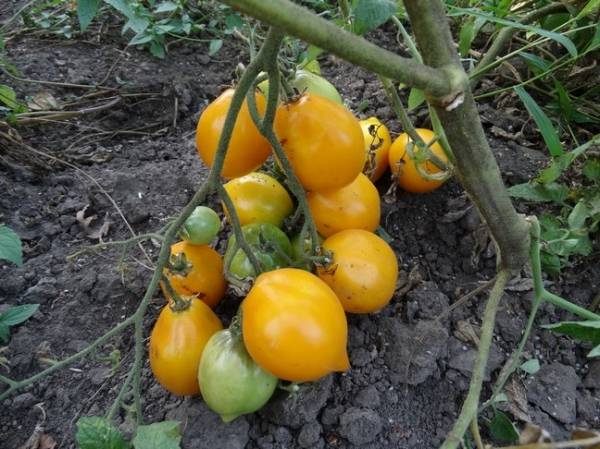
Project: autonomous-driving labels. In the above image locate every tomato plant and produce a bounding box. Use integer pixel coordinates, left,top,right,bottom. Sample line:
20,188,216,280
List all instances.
180,206,221,245
242,268,349,382
196,89,271,179
198,328,278,422
274,93,365,192
388,128,450,193
307,173,380,237
318,229,398,314
225,222,292,279
360,117,391,182
149,298,223,396
223,172,294,228
163,241,227,308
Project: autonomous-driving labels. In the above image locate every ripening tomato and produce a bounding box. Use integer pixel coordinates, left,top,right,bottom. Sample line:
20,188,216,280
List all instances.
163,241,226,308
223,172,293,228
388,128,450,193
180,206,221,245
317,229,398,314
360,117,391,182
274,94,365,192
196,89,271,179
291,70,342,104
199,328,278,422
307,173,380,237
242,268,349,382
149,298,223,396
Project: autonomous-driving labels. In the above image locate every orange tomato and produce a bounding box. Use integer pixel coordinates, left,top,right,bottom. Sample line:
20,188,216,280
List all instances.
318,229,398,314
242,268,349,382
196,89,271,179
360,117,391,182
388,128,449,193
149,298,223,396
307,173,380,237
162,241,226,308
223,172,293,228
274,93,365,192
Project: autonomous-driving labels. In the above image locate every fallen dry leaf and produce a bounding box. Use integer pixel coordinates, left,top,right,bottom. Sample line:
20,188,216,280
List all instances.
572,429,600,449
76,206,111,241
519,423,552,445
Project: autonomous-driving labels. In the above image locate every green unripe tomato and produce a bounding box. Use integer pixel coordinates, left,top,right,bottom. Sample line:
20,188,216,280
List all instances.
180,206,221,245
300,58,321,74
291,232,324,270
225,223,293,279
291,70,342,104
199,328,278,422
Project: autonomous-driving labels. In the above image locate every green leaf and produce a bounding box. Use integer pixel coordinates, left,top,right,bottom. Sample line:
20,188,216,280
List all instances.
224,13,243,32
132,421,181,449
576,0,600,20
208,39,222,56
105,0,150,34
583,158,600,182
150,41,165,59
0,85,19,110
514,86,563,157
77,0,100,31
154,2,178,13
540,251,562,275
508,182,569,203
448,7,577,57
536,138,596,184
75,417,130,449
129,33,154,46
458,16,486,57
0,225,23,266
520,359,540,374
568,201,590,229
352,0,397,35
408,88,425,111
519,52,551,75
543,320,600,344
589,344,600,358
0,304,39,326
0,323,10,343
488,410,519,443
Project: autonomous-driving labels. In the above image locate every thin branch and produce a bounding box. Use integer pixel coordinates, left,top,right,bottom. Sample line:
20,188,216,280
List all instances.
220,0,456,99
440,269,511,449
498,435,600,449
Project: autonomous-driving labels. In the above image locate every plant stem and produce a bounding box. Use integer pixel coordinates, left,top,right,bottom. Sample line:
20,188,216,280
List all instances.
404,0,530,273
219,0,456,99
440,269,511,449
245,42,321,255
470,418,484,449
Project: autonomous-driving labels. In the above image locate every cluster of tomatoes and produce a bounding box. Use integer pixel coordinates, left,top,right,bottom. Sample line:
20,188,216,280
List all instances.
148,66,450,423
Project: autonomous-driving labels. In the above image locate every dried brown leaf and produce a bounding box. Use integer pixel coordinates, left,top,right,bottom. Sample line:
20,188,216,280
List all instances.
504,377,531,423
27,91,60,111
519,423,552,445
454,319,480,345
572,429,600,449
38,434,57,449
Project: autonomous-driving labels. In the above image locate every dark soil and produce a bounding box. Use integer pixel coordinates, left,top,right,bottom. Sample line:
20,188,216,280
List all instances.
1,7,599,449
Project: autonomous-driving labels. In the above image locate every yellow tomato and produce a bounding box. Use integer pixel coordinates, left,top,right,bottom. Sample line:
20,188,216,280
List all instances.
149,298,223,396
196,89,271,179
274,93,365,192
307,173,380,237
360,117,391,182
242,268,349,382
162,241,226,308
223,172,293,228
388,128,449,193
318,229,398,314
